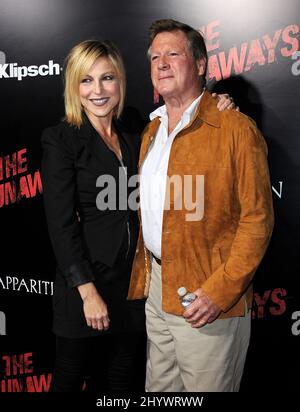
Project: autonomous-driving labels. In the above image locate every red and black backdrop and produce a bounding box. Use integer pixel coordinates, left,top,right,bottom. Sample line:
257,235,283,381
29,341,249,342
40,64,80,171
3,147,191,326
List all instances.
0,0,299,393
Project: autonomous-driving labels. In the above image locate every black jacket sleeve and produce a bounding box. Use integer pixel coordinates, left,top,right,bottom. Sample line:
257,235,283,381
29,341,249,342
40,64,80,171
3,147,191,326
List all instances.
41,125,96,288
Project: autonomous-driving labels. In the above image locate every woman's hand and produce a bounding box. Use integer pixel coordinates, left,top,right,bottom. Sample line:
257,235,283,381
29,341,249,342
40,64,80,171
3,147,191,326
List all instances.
212,92,239,111
77,282,110,331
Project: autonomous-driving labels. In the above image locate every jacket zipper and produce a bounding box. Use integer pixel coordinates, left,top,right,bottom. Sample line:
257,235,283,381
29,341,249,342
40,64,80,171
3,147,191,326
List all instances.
118,157,131,259
126,221,131,259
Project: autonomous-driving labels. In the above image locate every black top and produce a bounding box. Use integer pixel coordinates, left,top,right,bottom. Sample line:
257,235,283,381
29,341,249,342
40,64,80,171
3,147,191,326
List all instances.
41,110,146,337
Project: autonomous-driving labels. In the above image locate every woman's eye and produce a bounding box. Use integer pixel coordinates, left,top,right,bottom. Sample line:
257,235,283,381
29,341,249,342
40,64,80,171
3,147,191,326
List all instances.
151,55,159,61
103,75,114,81
81,78,91,83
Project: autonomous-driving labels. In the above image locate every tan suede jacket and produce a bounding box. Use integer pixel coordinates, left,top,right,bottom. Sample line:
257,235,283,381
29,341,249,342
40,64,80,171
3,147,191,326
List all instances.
128,91,274,318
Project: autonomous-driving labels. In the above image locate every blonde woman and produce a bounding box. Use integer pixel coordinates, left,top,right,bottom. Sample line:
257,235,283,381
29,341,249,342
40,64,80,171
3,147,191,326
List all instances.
42,40,145,392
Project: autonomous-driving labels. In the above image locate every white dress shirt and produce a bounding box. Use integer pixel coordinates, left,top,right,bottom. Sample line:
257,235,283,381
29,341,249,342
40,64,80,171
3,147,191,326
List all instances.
140,93,203,258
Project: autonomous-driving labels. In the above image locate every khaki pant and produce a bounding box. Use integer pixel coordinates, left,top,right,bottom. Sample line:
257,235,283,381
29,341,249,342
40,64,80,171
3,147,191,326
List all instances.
145,259,251,392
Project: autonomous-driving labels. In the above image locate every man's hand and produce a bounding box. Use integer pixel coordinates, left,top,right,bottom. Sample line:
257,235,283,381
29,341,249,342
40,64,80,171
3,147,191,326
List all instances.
183,288,221,328
212,92,239,111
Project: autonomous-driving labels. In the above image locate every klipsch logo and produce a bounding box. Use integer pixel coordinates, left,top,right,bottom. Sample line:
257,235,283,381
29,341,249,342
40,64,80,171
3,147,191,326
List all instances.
0,51,5,65
0,52,61,81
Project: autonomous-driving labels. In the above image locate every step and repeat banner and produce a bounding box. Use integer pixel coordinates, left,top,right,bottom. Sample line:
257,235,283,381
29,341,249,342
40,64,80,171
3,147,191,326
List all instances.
0,0,299,392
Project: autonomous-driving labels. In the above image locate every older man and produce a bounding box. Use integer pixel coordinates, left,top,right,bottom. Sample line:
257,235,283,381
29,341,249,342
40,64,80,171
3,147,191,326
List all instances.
128,19,274,392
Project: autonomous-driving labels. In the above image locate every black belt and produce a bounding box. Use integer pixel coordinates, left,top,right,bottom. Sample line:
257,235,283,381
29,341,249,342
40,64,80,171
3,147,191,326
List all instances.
152,254,161,266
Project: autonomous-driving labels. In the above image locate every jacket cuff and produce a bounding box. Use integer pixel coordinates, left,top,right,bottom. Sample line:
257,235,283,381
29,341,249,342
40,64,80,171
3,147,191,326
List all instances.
63,260,96,288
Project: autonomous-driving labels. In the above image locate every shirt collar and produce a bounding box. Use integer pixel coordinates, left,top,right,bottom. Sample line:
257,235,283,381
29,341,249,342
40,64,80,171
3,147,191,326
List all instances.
149,92,204,124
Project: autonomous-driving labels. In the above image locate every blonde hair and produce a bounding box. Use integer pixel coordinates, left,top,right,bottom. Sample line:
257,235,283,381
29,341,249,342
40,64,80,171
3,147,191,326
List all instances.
64,40,126,128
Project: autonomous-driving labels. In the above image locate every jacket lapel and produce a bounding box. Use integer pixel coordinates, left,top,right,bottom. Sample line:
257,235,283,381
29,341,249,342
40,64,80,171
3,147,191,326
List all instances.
195,91,221,128
138,91,220,169
114,122,136,175
77,114,124,172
